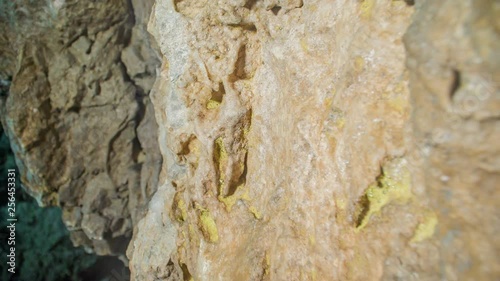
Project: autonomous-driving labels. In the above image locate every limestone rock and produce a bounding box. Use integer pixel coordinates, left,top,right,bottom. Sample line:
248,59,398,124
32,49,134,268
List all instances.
1,0,498,279
404,0,500,279
127,0,498,280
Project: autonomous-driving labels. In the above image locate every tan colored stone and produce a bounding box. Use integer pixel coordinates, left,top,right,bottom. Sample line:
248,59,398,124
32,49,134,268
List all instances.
128,0,498,280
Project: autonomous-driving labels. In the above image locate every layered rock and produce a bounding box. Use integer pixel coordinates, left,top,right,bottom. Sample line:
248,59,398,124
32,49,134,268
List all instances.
0,0,161,258
128,0,499,280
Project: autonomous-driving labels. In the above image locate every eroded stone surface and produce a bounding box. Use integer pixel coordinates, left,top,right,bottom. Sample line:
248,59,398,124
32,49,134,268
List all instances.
128,0,498,280
1,0,498,279
0,0,161,257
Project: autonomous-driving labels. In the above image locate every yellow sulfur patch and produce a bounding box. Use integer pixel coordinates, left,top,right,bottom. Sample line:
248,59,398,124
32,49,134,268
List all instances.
387,95,409,114
199,210,219,243
360,0,375,19
206,99,220,109
248,205,261,219
300,38,309,51
309,235,316,246
218,184,250,212
263,253,270,275
175,198,188,222
411,212,438,243
356,158,413,230
354,56,365,72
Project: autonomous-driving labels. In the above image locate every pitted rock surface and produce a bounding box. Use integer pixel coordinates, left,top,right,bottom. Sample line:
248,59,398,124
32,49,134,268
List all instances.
0,0,161,257
128,0,499,280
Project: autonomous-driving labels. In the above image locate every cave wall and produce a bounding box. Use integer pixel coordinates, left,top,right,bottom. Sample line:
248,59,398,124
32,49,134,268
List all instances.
1,0,498,280
0,0,161,258
127,0,499,280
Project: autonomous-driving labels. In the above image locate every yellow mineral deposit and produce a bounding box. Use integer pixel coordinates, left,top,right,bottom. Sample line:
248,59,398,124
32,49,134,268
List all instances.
411,212,438,243
357,158,413,230
206,99,221,109
199,209,219,243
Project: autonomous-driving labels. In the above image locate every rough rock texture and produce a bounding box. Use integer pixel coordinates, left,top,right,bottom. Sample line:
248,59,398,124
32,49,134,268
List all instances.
0,0,161,258
1,0,498,279
404,0,500,279
127,0,499,280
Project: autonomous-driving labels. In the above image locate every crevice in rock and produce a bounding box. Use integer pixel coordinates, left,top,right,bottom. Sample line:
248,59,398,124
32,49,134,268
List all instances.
117,58,147,165
404,0,415,6
0,76,12,97
228,23,257,32
271,5,282,15
173,0,184,13
355,192,371,228
211,82,226,104
244,0,258,10
180,262,193,281
177,135,197,157
450,69,461,101
355,168,383,228
227,150,248,197
230,44,248,81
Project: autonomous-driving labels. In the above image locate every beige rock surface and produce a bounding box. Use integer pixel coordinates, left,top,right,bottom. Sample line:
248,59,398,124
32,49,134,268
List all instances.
1,0,498,280
404,0,500,279
127,0,499,280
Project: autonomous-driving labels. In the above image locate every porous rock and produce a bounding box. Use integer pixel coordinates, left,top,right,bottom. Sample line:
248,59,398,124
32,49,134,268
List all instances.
128,0,499,280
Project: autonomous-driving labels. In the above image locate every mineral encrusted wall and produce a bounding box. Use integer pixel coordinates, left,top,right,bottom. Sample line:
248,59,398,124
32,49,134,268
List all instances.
1,0,498,280
0,0,161,258
127,0,499,280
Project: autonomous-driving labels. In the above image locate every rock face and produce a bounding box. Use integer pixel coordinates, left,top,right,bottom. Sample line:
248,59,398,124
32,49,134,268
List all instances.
0,0,161,257
404,0,499,279
127,0,499,280
1,0,498,280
